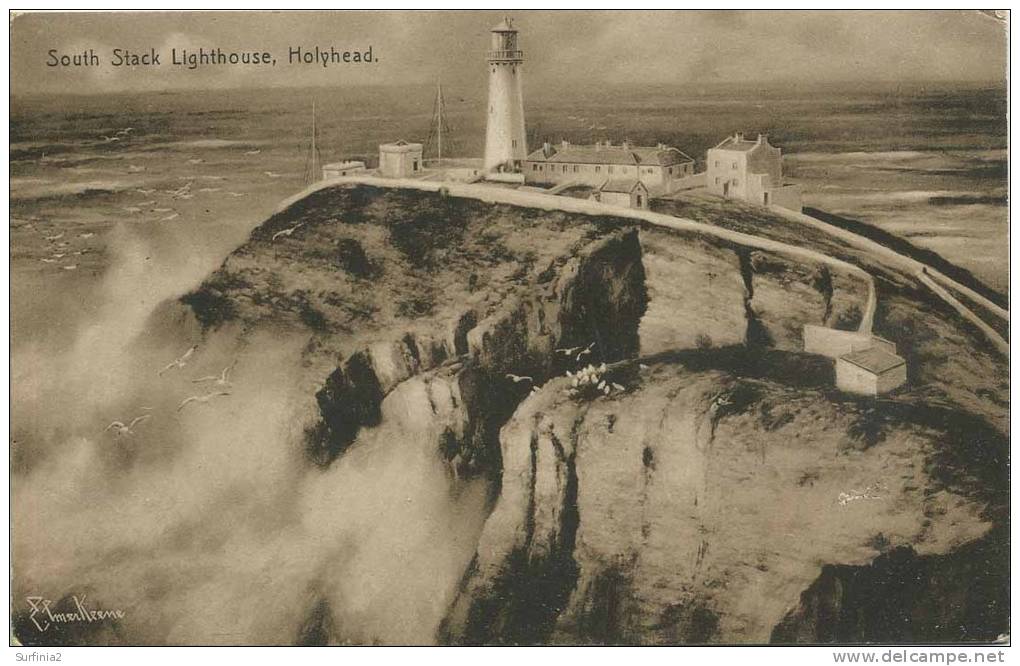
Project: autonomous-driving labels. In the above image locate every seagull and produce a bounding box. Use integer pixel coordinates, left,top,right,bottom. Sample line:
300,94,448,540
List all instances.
158,345,198,376
62,264,78,271
100,135,121,143
506,373,533,384
136,200,156,206
161,212,180,221
244,149,262,155
51,253,66,259
122,206,142,213
117,127,135,135
152,207,174,213
105,414,151,437
187,158,204,164
264,171,283,178
39,258,56,264
43,233,64,241
575,342,595,361
177,390,231,412
197,187,221,193
555,345,583,356
135,188,156,195
271,223,304,241
226,191,247,197
191,363,234,388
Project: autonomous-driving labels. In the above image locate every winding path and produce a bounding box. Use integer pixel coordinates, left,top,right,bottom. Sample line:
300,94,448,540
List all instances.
281,176,1009,353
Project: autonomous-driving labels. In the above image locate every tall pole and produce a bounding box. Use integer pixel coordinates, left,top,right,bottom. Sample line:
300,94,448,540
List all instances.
437,79,443,165
311,100,318,181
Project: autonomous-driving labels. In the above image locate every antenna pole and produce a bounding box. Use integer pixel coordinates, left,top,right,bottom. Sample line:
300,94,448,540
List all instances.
437,79,443,165
311,100,318,181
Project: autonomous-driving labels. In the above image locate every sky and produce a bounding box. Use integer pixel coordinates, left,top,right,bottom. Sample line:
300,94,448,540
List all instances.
10,10,1008,96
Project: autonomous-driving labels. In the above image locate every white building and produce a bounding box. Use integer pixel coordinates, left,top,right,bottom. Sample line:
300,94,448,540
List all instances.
483,18,527,174
706,133,802,211
836,347,907,396
524,140,695,194
322,160,367,180
378,140,423,178
591,178,649,209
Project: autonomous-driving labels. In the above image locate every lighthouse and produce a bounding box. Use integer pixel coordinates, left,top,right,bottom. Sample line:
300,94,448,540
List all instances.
483,17,527,173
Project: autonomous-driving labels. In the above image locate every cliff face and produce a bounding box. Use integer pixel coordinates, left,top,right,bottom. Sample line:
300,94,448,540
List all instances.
638,228,869,356
441,351,1005,645
172,183,1006,646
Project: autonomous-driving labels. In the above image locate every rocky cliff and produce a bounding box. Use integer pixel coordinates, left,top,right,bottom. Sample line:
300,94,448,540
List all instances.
441,350,1006,644
171,183,1006,645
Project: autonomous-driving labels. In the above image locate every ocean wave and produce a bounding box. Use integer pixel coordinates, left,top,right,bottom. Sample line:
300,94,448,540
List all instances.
10,179,135,201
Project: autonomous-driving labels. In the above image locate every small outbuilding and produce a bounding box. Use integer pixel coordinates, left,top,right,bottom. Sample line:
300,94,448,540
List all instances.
803,325,897,359
322,160,367,180
378,140,423,178
836,347,907,396
592,178,650,209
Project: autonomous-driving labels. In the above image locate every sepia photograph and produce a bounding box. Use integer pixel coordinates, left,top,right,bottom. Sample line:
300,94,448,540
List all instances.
7,8,1011,651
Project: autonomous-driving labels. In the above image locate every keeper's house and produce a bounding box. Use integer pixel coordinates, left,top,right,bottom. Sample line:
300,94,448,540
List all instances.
707,133,803,211
524,140,694,193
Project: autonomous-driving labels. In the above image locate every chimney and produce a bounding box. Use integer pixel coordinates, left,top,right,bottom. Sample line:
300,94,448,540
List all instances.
758,133,767,145
542,141,552,156
657,142,666,150
561,139,570,149
735,132,744,142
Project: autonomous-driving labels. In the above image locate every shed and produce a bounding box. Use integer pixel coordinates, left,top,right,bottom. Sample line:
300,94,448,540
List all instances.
592,178,649,209
378,140,423,178
836,347,907,396
322,160,367,180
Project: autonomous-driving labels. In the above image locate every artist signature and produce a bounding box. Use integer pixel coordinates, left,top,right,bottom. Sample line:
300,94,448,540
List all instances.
25,595,125,632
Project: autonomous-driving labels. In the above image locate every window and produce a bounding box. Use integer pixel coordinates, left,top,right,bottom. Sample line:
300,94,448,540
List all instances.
732,162,737,170
413,160,419,172
715,177,720,184
608,166,614,174
512,140,517,148
595,166,601,173
532,164,538,171
573,165,579,173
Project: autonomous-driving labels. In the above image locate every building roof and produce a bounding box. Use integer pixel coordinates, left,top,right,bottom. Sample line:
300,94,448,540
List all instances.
526,142,694,167
711,133,771,153
840,348,906,375
323,160,366,170
380,140,423,152
491,17,515,32
598,178,645,194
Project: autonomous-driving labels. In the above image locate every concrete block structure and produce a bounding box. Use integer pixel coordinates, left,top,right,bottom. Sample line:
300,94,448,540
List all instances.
525,140,695,194
707,133,802,211
591,178,650,209
378,141,423,178
484,18,527,173
322,160,367,180
836,347,907,396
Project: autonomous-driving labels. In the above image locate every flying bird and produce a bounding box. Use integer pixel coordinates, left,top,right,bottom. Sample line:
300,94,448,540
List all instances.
100,135,121,143
105,414,151,437
271,223,304,241
177,390,231,412
575,342,595,361
226,191,247,197
158,345,198,376
192,363,234,388
161,212,180,221
244,149,262,155
264,171,283,178
506,373,533,384
117,127,135,135
555,345,583,356
62,264,78,271
44,233,64,242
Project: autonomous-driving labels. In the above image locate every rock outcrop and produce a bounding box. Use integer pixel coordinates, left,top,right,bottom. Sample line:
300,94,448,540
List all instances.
442,350,1005,644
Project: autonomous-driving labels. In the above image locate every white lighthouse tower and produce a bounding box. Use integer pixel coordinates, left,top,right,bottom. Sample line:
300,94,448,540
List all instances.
483,17,527,173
